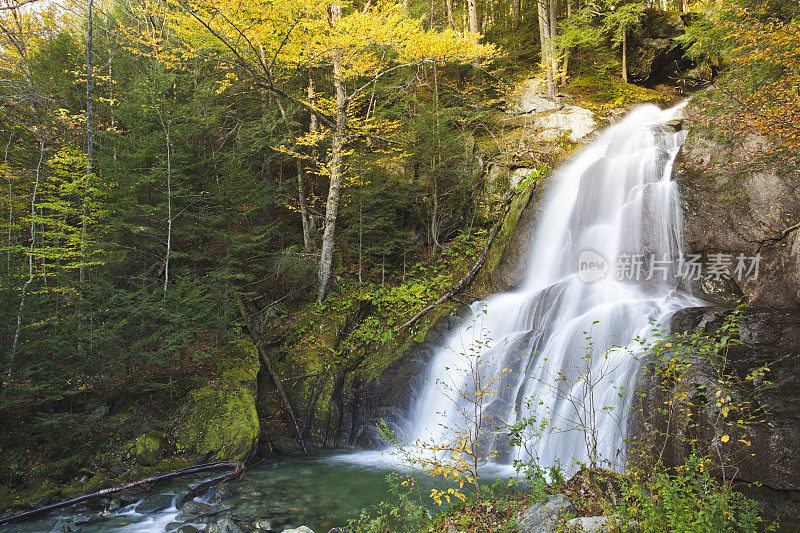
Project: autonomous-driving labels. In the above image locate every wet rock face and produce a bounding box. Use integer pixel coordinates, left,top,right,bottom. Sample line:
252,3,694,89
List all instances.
630,306,800,516
676,109,800,309
354,303,474,447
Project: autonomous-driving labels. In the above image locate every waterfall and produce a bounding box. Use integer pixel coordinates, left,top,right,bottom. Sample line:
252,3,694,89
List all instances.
400,103,700,473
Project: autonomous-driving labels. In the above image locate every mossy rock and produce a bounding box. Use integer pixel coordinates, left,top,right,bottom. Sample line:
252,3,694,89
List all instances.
132,435,162,466
175,339,260,462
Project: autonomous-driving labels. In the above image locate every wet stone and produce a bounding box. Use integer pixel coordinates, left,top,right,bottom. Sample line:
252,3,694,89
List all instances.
135,493,175,514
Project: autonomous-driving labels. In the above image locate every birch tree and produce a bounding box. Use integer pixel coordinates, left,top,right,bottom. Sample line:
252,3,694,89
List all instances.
173,0,494,304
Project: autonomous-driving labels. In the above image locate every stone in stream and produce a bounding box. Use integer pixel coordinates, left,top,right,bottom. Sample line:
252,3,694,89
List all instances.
514,494,576,533
209,482,239,503
174,526,203,533
178,500,220,520
48,518,79,533
205,516,254,532
282,527,315,533
252,518,284,531
135,493,175,514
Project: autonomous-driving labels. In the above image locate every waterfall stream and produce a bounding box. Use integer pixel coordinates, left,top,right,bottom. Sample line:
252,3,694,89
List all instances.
400,103,701,474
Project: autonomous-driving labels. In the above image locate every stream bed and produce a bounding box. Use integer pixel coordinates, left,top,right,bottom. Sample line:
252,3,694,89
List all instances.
0,452,462,533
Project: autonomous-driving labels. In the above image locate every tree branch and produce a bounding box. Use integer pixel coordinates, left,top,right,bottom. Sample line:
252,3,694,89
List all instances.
393,185,522,333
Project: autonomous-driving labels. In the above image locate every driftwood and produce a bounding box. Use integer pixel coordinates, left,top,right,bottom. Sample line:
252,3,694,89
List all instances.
0,461,244,526
393,185,521,334
233,293,308,454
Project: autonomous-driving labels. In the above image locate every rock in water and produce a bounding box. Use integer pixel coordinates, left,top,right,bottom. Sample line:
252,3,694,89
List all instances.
253,518,285,531
178,500,218,520
515,494,575,533
283,527,316,533
134,493,174,514
209,482,239,503
206,517,247,533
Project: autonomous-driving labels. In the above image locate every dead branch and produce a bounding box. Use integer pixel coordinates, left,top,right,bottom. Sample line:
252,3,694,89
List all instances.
393,184,523,334
233,293,308,454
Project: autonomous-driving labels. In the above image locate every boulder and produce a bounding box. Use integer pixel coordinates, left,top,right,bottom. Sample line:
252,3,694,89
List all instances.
175,526,202,533
209,482,239,504
134,493,174,514
283,527,315,533
132,434,162,466
253,518,285,531
176,339,261,462
515,494,575,533
534,106,596,142
206,517,248,533
178,500,219,520
507,79,564,115
565,515,615,532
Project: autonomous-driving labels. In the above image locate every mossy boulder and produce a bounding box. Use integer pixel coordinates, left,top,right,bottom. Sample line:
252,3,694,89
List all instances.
132,434,162,466
175,339,261,462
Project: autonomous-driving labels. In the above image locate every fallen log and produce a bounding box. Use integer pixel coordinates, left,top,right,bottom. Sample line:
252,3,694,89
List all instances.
0,461,244,526
393,184,521,334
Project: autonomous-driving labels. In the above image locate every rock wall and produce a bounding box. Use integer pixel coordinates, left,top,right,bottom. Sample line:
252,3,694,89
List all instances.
630,307,800,517
675,104,800,309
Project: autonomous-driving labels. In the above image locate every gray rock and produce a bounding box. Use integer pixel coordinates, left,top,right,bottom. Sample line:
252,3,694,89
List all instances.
282,527,315,533
209,482,239,503
179,500,219,520
515,494,575,533
508,79,564,115
534,105,596,142
627,11,685,83
629,306,800,517
49,519,78,533
676,107,800,309
107,499,122,512
327,528,350,533
206,517,246,533
253,518,284,531
175,526,202,533
135,493,175,514
73,513,103,525
565,515,615,532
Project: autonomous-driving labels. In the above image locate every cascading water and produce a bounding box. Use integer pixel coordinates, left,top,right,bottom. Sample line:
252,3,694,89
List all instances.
400,103,700,473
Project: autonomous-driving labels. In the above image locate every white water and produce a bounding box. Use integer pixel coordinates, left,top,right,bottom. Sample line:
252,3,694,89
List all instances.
392,103,700,475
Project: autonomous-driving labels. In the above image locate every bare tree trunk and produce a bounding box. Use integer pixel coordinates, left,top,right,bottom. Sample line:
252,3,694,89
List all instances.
622,27,628,83
297,162,313,252
548,0,558,91
307,70,319,238
538,0,554,96
445,0,457,29
4,132,13,277
317,3,347,305
468,0,479,34
152,101,172,293
10,137,44,375
81,0,93,285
